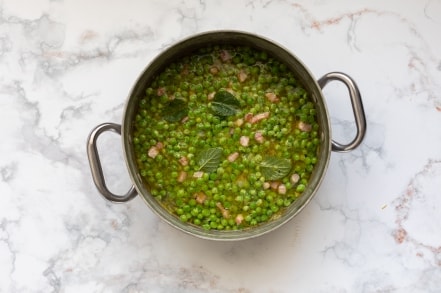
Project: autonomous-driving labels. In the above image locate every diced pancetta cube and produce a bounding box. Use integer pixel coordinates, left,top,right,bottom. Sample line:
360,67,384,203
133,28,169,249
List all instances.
235,214,244,225
235,118,244,127
265,92,279,102
238,70,248,82
254,131,264,143
177,171,187,182
270,181,281,190
291,173,300,184
216,202,230,218
193,171,204,178
263,182,271,190
278,184,287,195
157,87,166,96
244,112,253,122
208,92,215,100
195,192,207,204
220,50,232,62
178,156,189,166
250,112,270,124
240,136,250,147
298,121,312,132
148,146,159,158
228,152,239,162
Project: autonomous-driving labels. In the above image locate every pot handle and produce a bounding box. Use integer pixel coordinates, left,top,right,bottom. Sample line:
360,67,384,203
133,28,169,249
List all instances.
87,123,138,202
318,72,367,152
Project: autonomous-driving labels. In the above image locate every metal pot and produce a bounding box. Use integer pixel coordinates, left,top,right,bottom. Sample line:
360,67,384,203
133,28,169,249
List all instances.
87,31,366,241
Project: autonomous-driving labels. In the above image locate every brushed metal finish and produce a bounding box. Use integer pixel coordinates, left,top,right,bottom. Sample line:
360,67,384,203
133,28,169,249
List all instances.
318,72,367,152
87,122,138,203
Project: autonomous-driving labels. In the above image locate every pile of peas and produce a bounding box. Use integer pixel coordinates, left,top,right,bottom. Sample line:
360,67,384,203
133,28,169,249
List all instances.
132,45,319,231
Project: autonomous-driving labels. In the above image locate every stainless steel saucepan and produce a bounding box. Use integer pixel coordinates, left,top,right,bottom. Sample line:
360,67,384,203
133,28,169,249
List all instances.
87,30,366,241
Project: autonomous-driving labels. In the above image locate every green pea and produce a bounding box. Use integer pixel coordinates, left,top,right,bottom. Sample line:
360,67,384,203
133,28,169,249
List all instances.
296,184,306,192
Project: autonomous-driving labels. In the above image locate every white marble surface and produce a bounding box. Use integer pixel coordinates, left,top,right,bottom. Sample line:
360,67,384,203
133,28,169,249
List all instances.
1,0,441,292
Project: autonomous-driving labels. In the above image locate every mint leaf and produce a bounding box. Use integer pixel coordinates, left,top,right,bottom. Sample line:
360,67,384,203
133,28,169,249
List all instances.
162,98,188,122
196,147,223,173
260,157,292,180
211,90,241,117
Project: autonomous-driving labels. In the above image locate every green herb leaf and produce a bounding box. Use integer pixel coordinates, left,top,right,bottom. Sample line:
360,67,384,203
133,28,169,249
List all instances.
196,147,223,173
211,90,241,117
260,157,292,180
162,98,188,122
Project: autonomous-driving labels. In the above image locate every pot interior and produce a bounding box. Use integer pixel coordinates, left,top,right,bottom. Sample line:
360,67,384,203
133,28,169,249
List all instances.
122,31,331,240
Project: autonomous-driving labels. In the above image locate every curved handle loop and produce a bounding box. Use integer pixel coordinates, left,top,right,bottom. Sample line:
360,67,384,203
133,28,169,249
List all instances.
87,123,138,203
318,72,367,152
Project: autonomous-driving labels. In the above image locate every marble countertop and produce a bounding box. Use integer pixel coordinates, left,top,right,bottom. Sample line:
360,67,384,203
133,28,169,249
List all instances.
1,0,441,292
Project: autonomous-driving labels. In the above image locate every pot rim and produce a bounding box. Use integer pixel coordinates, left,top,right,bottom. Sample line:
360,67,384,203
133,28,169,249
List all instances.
121,30,332,241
